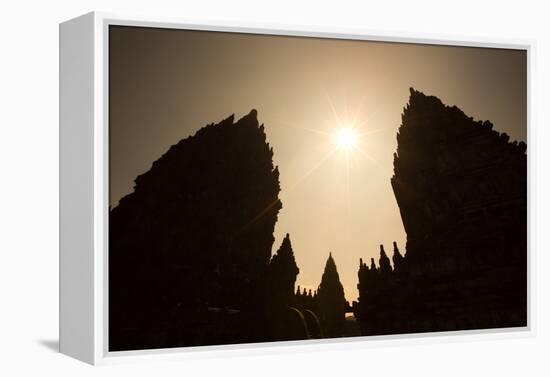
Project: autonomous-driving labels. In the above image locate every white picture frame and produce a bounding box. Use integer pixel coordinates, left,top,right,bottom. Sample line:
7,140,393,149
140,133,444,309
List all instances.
59,11,534,365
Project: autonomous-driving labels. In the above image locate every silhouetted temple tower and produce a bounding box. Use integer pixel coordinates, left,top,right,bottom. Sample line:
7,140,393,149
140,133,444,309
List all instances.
356,89,527,335
268,233,300,307
378,245,392,275
392,242,404,271
317,253,346,337
109,110,283,350
392,89,526,265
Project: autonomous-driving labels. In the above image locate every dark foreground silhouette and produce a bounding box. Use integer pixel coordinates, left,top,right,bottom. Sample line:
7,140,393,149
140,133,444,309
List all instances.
109,89,527,351
109,110,347,351
355,89,527,335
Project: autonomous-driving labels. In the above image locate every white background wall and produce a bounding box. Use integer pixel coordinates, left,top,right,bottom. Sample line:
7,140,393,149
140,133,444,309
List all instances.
0,0,548,375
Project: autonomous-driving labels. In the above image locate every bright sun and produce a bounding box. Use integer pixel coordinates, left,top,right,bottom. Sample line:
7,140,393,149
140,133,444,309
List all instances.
335,127,359,150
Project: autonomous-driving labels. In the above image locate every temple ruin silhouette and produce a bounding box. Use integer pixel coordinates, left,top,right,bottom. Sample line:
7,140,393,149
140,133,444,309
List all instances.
355,89,527,335
109,89,527,350
317,253,347,338
109,110,286,350
109,110,337,350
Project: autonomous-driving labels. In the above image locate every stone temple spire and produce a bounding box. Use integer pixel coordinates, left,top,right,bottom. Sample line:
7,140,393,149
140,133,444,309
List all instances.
392,241,404,271
379,244,392,274
317,253,346,337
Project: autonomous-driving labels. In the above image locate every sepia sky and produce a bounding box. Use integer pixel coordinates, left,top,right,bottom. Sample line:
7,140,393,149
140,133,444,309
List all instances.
109,25,526,301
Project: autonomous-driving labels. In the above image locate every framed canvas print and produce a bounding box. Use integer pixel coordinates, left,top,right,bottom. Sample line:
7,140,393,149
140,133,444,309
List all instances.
59,12,532,365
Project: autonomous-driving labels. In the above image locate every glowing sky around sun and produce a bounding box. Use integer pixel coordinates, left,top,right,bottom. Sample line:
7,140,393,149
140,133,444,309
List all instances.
335,127,359,150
